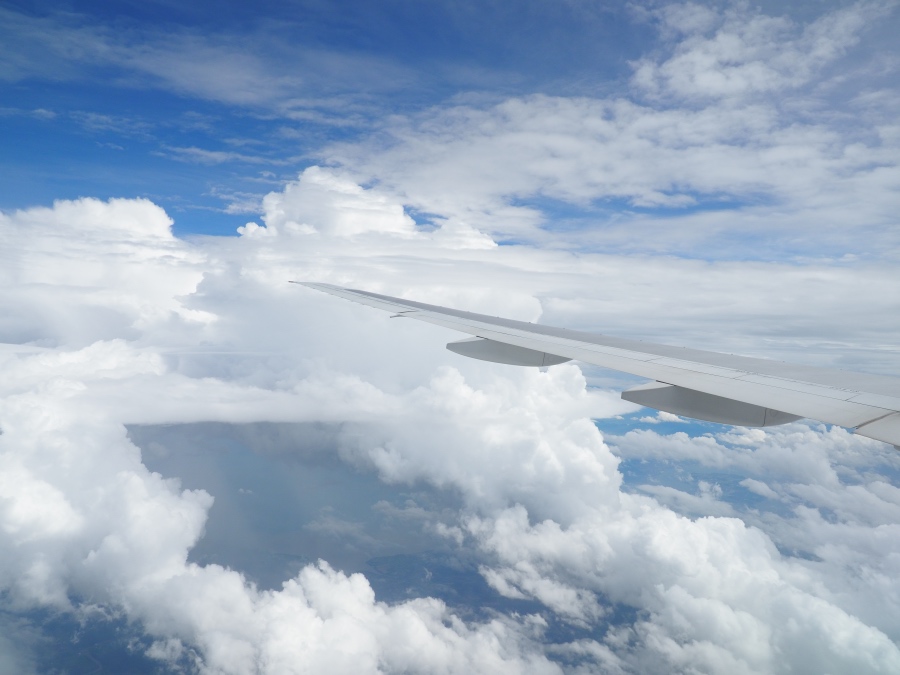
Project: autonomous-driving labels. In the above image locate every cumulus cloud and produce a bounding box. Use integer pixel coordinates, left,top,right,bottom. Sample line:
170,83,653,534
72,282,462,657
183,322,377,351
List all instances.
638,410,686,424
249,166,419,238
0,380,560,674
631,1,884,101
465,480,900,673
0,197,211,346
0,201,567,671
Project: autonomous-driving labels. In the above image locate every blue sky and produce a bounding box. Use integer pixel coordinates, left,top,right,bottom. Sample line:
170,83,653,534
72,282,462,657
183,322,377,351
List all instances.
2,1,900,674
5,0,898,248
2,0,649,235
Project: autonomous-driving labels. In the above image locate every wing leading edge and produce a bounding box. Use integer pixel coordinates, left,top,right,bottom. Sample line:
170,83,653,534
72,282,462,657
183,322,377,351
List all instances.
294,282,900,447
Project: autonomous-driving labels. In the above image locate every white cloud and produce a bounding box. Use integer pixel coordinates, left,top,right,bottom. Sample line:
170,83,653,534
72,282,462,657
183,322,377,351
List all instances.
321,3,900,256
739,478,779,500
328,91,900,253
2,180,899,672
334,365,628,524
638,481,735,517
638,410,686,424
466,493,900,674
0,341,562,673
1,2,899,671
252,166,420,238
163,146,293,166
632,2,884,101
0,7,415,109
0,197,211,346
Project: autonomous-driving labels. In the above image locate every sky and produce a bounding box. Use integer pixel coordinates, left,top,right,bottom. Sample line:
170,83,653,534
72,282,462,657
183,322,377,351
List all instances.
1,1,900,673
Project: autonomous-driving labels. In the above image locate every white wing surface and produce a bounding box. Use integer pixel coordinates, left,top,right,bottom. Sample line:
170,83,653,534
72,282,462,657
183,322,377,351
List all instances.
295,282,900,447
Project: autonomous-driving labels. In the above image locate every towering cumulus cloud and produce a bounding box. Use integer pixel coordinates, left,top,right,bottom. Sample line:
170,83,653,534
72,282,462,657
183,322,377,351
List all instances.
1,2,900,673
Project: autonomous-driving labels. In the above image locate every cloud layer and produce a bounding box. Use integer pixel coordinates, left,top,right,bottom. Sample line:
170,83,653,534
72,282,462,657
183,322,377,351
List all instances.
1,158,899,673
324,2,900,257
1,2,899,673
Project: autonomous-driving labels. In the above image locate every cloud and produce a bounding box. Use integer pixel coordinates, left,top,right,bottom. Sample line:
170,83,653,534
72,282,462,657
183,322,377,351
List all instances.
328,90,900,254
161,146,294,166
466,494,900,674
334,365,628,525
0,7,416,111
320,3,900,256
69,110,155,138
251,166,421,238
1,163,899,672
0,326,561,674
631,2,886,101
1,2,899,671
637,481,735,517
605,422,900,641
0,197,210,346
6,3,898,260
739,478,779,500
638,410,686,424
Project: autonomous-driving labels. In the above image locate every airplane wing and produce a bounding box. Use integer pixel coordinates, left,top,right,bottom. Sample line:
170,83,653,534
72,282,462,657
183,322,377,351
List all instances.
294,282,900,447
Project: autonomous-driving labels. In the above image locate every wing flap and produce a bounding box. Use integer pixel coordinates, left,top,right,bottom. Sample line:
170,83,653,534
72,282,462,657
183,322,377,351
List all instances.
855,413,900,447
447,337,571,367
622,381,801,427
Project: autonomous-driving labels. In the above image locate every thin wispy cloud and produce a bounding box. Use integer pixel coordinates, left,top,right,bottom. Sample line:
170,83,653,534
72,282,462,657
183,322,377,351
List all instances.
161,145,296,165
0,7,418,109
